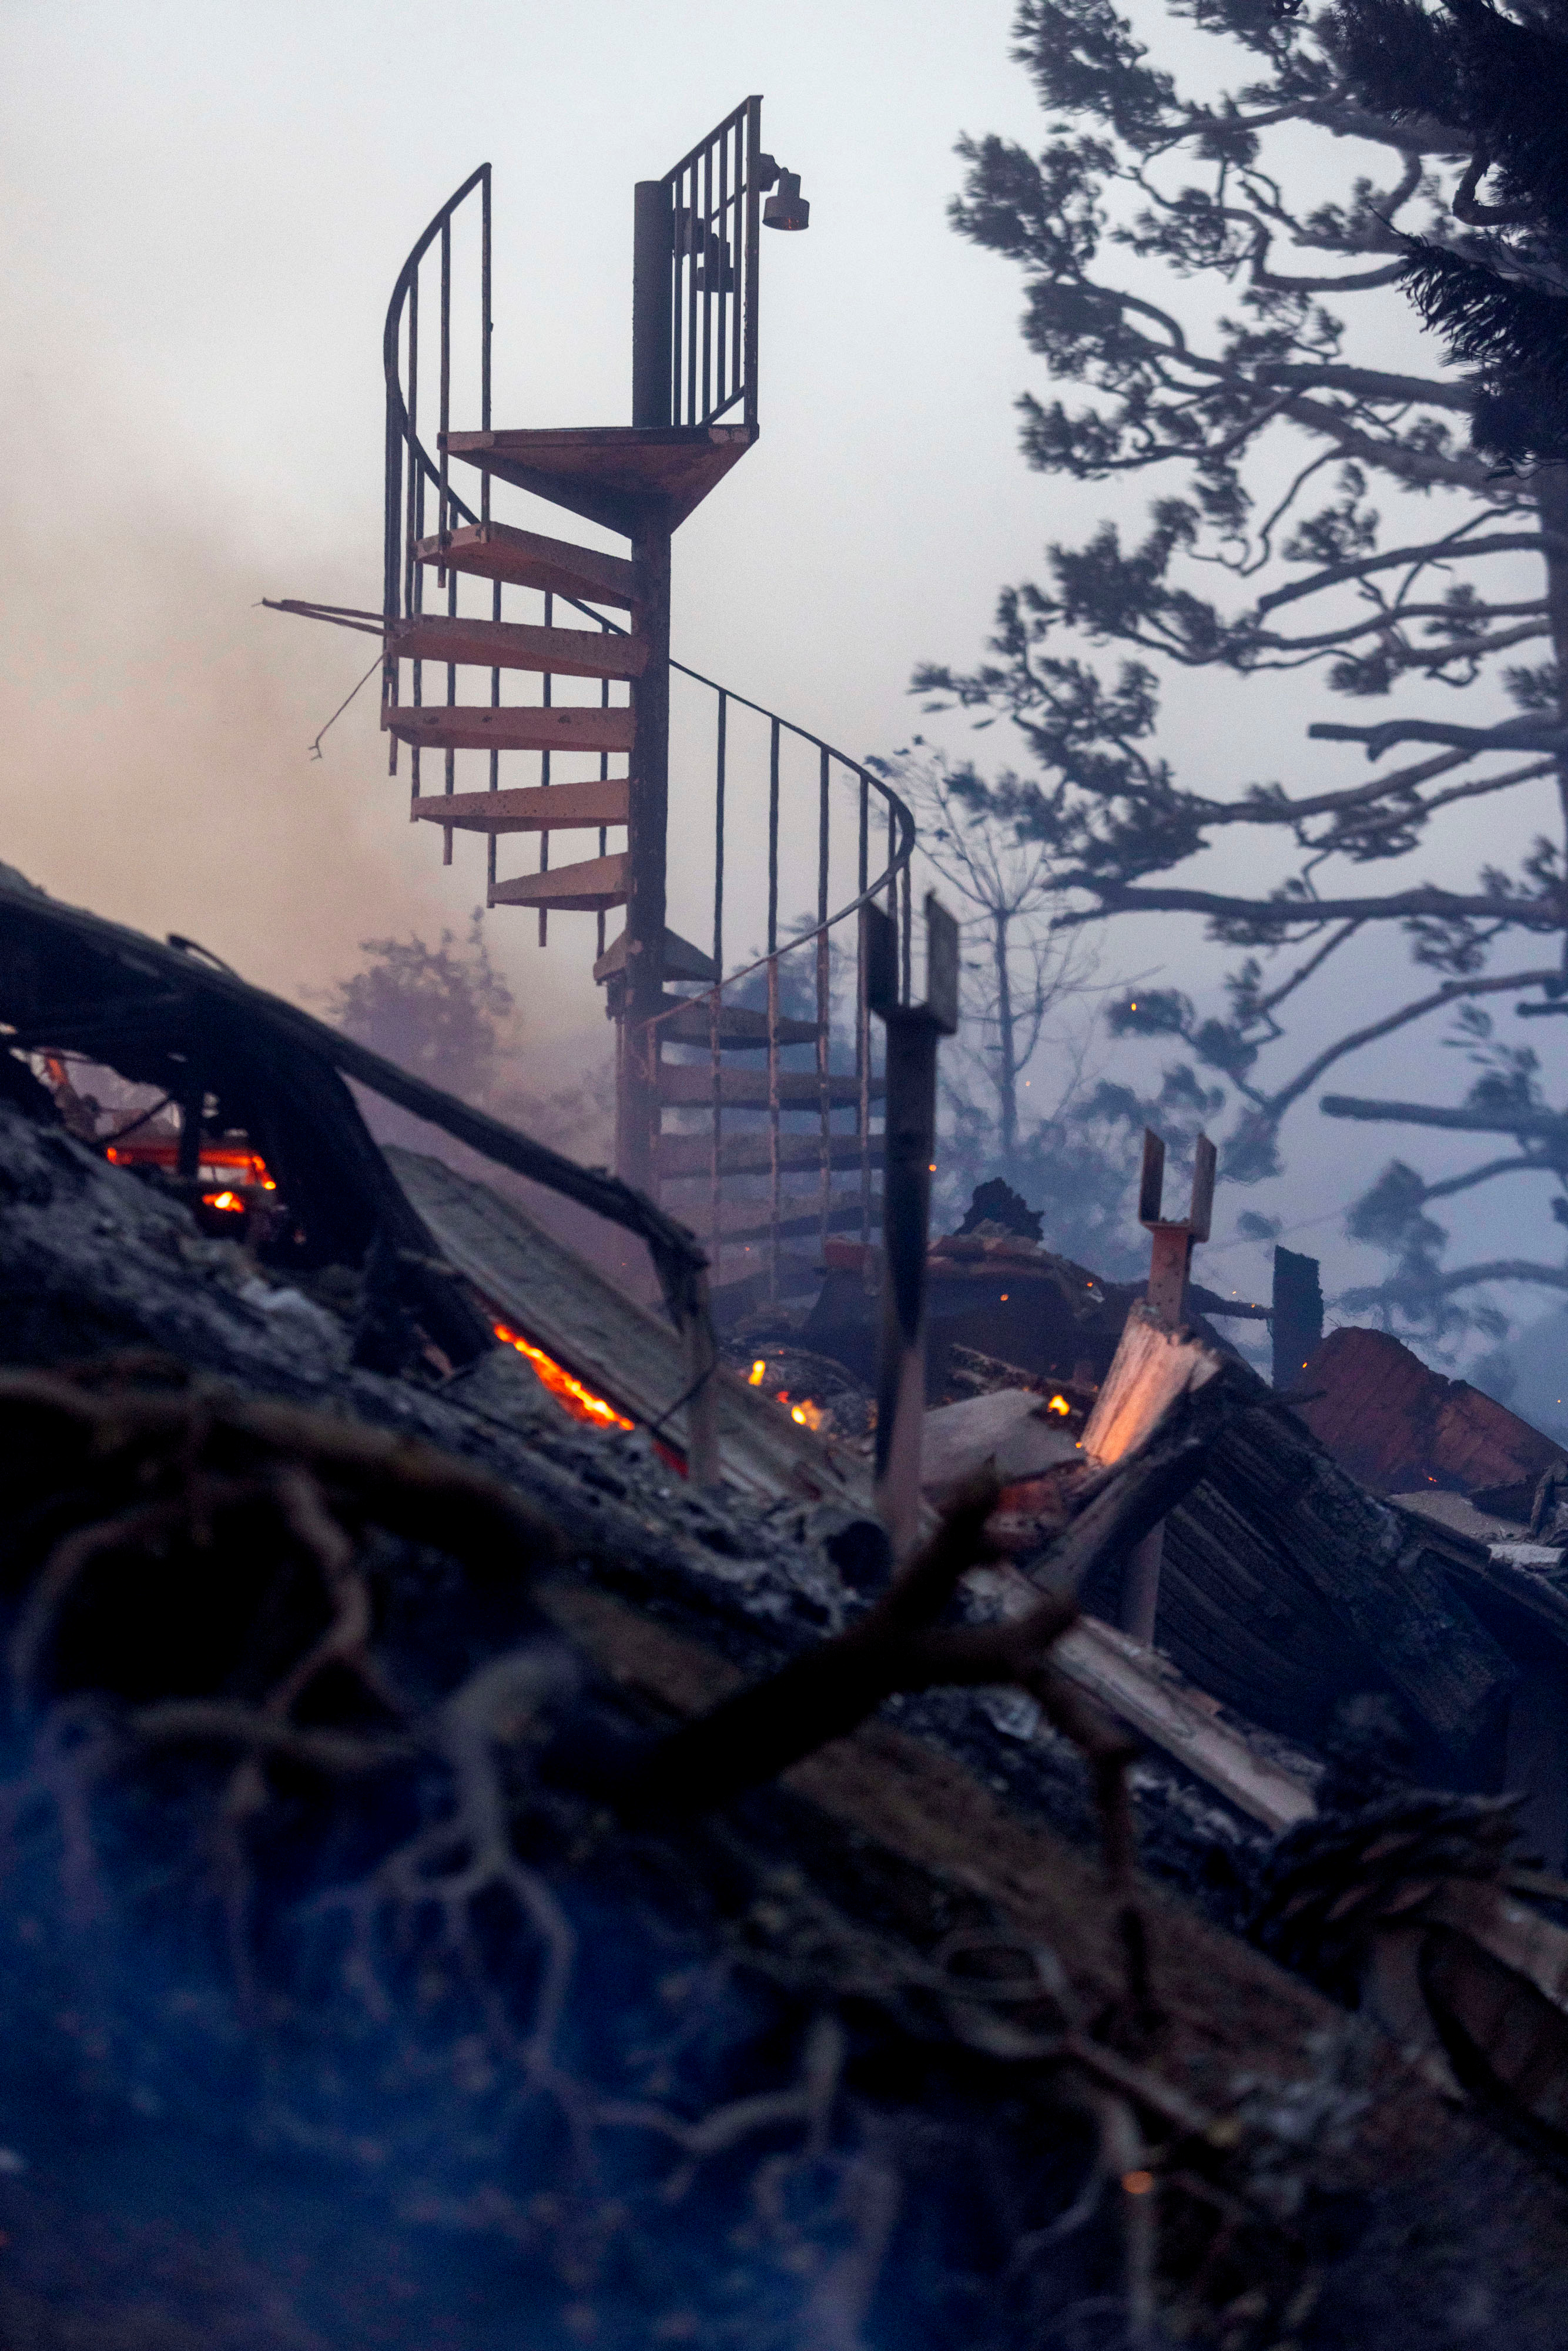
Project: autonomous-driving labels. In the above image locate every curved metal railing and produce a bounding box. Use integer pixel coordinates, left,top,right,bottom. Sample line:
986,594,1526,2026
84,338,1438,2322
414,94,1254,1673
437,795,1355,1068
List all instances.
381,166,917,1294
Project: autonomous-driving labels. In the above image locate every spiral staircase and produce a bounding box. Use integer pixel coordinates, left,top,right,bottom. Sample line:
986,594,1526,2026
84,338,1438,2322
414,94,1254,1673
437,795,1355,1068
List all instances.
279,102,914,1310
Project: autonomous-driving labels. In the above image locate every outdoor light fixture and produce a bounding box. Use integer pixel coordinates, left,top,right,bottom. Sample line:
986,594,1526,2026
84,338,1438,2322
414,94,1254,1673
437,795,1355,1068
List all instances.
763,168,810,230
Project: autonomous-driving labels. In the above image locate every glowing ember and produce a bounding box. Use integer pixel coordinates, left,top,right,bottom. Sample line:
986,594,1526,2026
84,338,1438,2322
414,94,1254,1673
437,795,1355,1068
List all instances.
1046,1394,1071,1417
493,1323,633,1432
202,1191,244,1214
747,1359,828,1435
106,1140,277,1193
773,1389,828,1435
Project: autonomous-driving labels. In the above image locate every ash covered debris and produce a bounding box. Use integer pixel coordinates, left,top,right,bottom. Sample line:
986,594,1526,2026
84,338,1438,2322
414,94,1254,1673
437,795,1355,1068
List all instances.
4,881,1568,2344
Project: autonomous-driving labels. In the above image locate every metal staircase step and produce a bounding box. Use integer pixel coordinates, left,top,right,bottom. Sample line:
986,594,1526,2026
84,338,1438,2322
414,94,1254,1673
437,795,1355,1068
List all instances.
411,779,629,835
388,614,645,680
656,1130,879,1181
443,424,758,536
384,703,635,756
594,929,718,984
656,1000,824,1049
414,521,634,609
489,852,628,913
658,1066,882,1108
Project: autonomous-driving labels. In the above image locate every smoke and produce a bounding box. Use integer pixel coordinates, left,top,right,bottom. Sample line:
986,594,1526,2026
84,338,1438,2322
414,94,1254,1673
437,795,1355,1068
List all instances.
0,365,617,1180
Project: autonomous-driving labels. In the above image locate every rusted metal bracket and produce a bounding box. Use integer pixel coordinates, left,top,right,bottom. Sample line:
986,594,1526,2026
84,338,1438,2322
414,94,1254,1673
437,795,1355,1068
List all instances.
1137,1125,1216,1329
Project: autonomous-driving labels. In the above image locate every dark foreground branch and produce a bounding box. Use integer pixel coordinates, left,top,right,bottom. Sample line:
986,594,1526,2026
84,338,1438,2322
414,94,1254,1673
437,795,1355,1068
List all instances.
624,1375,1247,1829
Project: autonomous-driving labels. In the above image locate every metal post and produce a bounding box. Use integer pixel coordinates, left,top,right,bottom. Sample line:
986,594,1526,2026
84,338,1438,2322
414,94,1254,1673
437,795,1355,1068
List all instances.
632,181,674,428
1120,1125,1217,1644
619,510,672,1191
869,895,959,1557
1272,1246,1324,1390
682,1268,721,1488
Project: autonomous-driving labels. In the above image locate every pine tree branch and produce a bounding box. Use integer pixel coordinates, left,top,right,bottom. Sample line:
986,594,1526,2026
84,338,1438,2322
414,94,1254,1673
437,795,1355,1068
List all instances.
1422,1154,1553,1203
1261,966,1559,1123
1059,879,1560,930
1433,1258,1568,1297
1309,715,1568,759
1320,1094,1568,1144
1254,362,1474,410
1257,532,1561,616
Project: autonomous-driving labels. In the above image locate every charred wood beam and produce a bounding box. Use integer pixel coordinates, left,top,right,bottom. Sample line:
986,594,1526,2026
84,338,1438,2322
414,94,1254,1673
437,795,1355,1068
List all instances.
0,872,709,1322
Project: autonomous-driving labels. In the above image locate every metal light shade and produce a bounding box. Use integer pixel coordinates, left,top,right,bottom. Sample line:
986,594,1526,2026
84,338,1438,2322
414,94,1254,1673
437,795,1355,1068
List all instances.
763,170,809,230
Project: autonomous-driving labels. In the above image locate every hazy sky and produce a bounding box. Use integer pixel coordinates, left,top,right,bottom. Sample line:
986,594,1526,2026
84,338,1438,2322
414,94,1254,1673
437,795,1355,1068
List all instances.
1,0,1558,1344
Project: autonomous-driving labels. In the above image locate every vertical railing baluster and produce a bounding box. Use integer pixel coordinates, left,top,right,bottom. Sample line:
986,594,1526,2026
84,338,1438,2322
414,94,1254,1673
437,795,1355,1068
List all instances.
538,588,552,945
768,718,780,959
743,98,762,430
711,690,727,1274
767,716,780,1297
817,747,830,1261
859,775,871,1251
598,642,611,963
700,140,713,424
671,166,684,428
438,220,451,575
768,950,780,1307
732,120,743,416
481,167,492,476
902,856,913,1006
483,170,498,896
440,221,454,864
406,272,422,805
716,129,729,419
686,161,699,431
384,272,403,777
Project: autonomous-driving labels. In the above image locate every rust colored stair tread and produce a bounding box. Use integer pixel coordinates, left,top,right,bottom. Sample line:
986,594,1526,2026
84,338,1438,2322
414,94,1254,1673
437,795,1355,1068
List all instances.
414,521,634,608
383,704,635,756
656,1002,824,1049
411,779,629,835
489,852,628,913
658,1066,881,1108
443,424,758,535
388,614,645,680
657,1131,880,1180
594,928,718,985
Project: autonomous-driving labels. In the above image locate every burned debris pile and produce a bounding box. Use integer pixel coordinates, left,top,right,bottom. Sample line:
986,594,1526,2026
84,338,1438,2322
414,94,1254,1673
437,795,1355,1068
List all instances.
7,878,1568,2345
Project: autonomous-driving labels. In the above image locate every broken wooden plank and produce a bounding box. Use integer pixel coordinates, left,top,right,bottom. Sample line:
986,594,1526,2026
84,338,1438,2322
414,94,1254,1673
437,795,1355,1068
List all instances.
921,1388,1080,1503
387,1147,868,1509
1054,1614,1316,1833
1081,1304,1225,1468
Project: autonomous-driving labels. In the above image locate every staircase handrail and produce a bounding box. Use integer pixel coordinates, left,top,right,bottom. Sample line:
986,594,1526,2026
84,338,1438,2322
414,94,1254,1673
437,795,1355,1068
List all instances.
382,169,919,1016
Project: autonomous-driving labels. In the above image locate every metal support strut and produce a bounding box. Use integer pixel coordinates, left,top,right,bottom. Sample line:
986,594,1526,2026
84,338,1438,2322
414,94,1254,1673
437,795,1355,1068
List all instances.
1120,1124,1217,1645
868,893,959,1558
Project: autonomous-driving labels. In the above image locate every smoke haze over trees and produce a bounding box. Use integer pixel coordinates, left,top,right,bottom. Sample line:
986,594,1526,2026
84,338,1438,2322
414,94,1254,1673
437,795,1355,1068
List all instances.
909,0,1568,1354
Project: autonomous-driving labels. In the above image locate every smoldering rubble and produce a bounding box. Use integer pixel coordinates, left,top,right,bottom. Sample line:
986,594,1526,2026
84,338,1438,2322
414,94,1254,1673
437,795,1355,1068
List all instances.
5,873,1568,2348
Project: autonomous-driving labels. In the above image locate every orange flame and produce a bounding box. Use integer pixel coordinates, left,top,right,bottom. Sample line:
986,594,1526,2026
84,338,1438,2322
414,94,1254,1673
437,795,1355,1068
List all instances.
493,1323,634,1432
748,1358,767,1385
1046,1394,1071,1417
202,1190,245,1214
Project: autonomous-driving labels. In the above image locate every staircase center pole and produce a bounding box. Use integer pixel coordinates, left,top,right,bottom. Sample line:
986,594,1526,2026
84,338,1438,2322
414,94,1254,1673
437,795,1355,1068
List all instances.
632,180,674,431
617,176,676,1194
619,511,672,1192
